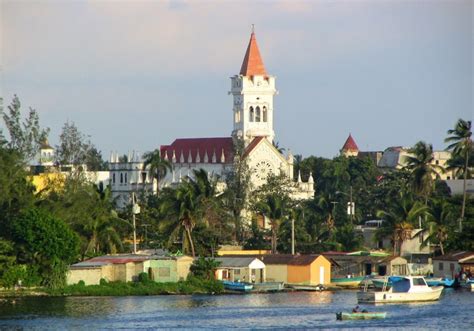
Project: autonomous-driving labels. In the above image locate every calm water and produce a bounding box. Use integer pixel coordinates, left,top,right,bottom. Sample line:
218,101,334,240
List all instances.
0,289,473,330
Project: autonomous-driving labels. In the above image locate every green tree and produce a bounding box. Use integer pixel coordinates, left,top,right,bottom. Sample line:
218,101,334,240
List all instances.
55,121,105,169
255,194,287,254
223,139,252,242
1,95,50,161
376,191,428,256
142,149,172,195
445,119,472,230
190,257,221,280
404,141,444,204
423,200,455,255
10,208,80,288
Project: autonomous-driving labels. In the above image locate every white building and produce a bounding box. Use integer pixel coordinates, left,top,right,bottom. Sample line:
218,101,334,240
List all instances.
111,30,314,207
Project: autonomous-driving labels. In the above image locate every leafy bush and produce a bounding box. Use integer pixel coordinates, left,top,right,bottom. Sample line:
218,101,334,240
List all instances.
99,278,108,285
137,272,150,284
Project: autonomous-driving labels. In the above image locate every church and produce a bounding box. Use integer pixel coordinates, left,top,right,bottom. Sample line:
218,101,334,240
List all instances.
109,30,314,206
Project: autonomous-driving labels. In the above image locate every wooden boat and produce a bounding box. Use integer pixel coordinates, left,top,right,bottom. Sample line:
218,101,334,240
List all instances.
357,276,443,303
222,280,253,292
336,312,387,320
252,282,285,292
331,276,365,288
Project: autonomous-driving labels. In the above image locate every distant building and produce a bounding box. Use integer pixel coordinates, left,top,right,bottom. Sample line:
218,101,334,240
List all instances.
432,251,474,278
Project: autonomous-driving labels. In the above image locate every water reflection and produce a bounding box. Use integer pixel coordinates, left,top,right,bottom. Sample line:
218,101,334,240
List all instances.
0,290,473,329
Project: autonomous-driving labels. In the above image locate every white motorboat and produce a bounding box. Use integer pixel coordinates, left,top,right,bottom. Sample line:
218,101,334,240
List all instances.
357,276,443,303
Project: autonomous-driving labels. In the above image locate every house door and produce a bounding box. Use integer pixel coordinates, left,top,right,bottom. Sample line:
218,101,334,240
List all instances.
319,266,325,284
365,263,372,276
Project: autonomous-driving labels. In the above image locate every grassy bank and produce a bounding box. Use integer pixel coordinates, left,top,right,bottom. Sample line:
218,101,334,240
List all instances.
47,277,225,296
1,277,225,297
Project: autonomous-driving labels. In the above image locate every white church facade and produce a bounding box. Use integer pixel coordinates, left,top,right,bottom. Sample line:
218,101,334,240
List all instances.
110,31,314,206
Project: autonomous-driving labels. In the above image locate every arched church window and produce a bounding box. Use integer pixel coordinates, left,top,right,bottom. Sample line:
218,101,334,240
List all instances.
263,106,267,122
255,106,261,122
120,173,123,184
113,173,116,184
249,107,254,122
125,173,128,184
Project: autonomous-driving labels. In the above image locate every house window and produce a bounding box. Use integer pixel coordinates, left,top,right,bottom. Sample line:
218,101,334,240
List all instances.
124,173,128,184
234,269,241,275
435,160,439,165
249,107,254,122
255,106,261,122
113,173,116,184
141,172,147,183
158,267,170,277
439,262,443,271
450,263,455,271
263,106,267,122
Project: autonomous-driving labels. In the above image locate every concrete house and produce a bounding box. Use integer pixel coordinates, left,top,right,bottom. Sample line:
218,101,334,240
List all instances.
67,254,193,285
214,257,266,283
432,251,474,278
259,254,332,285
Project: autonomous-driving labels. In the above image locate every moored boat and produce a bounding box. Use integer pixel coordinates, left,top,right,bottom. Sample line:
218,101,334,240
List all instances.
357,276,443,303
336,312,387,320
222,280,253,292
371,276,404,289
331,276,365,288
425,277,456,287
252,282,284,292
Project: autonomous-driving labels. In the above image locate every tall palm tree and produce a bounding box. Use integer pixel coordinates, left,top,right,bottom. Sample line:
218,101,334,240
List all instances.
404,141,444,205
143,149,172,195
445,119,472,230
256,194,287,254
376,191,428,256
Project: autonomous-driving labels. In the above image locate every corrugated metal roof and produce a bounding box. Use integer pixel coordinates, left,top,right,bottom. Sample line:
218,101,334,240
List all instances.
432,251,474,261
215,257,262,268
219,254,324,266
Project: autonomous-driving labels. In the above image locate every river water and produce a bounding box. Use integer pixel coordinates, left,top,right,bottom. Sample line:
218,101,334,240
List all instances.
0,289,473,330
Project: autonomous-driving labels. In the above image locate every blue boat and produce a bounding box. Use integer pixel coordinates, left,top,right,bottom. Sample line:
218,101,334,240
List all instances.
425,277,456,287
222,280,253,292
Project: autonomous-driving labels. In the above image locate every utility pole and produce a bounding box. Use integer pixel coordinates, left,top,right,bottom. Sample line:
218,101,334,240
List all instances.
291,217,295,255
131,192,140,254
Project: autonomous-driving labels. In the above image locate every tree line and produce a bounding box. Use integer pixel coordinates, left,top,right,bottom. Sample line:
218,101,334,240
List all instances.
0,95,472,289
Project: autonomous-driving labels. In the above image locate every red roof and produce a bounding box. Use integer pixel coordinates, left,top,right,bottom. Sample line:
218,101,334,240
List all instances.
240,32,267,76
161,137,234,164
242,136,265,158
342,134,359,151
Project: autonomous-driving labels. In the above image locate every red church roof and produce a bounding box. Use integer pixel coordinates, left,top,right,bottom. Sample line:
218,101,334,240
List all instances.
342,134,359,151
240,32,267,76
160,138,234,164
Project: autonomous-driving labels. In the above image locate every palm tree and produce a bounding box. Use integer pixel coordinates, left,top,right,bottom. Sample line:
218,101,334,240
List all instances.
445,119,472,230
404,141,444,205
143,149,172,195
376,191,428,256
422,200,454,255
256,194,287,254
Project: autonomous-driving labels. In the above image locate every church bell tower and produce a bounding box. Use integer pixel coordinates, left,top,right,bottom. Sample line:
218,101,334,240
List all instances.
230,30,277,146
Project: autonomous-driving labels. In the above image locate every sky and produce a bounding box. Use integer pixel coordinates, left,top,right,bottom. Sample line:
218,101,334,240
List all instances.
1,0,472,159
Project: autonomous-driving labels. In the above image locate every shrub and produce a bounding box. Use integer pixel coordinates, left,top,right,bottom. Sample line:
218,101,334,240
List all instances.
99,278,108,285
77,280,86,286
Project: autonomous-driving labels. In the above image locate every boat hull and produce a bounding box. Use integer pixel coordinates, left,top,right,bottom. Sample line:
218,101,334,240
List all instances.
222,281,253,292
357,286,443,303
331,276,365,288
336,312,387,320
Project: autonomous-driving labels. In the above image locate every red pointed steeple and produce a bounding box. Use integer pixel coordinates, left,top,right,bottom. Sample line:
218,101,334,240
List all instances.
342,134,359,151
240,31,267,76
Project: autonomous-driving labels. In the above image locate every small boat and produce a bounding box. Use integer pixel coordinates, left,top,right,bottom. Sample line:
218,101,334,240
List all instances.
357,276,443,303
222,280,253,292
331,276,365,288
336,312,387,320
290,284,325,291
425,277,456,287
252,282,285,292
